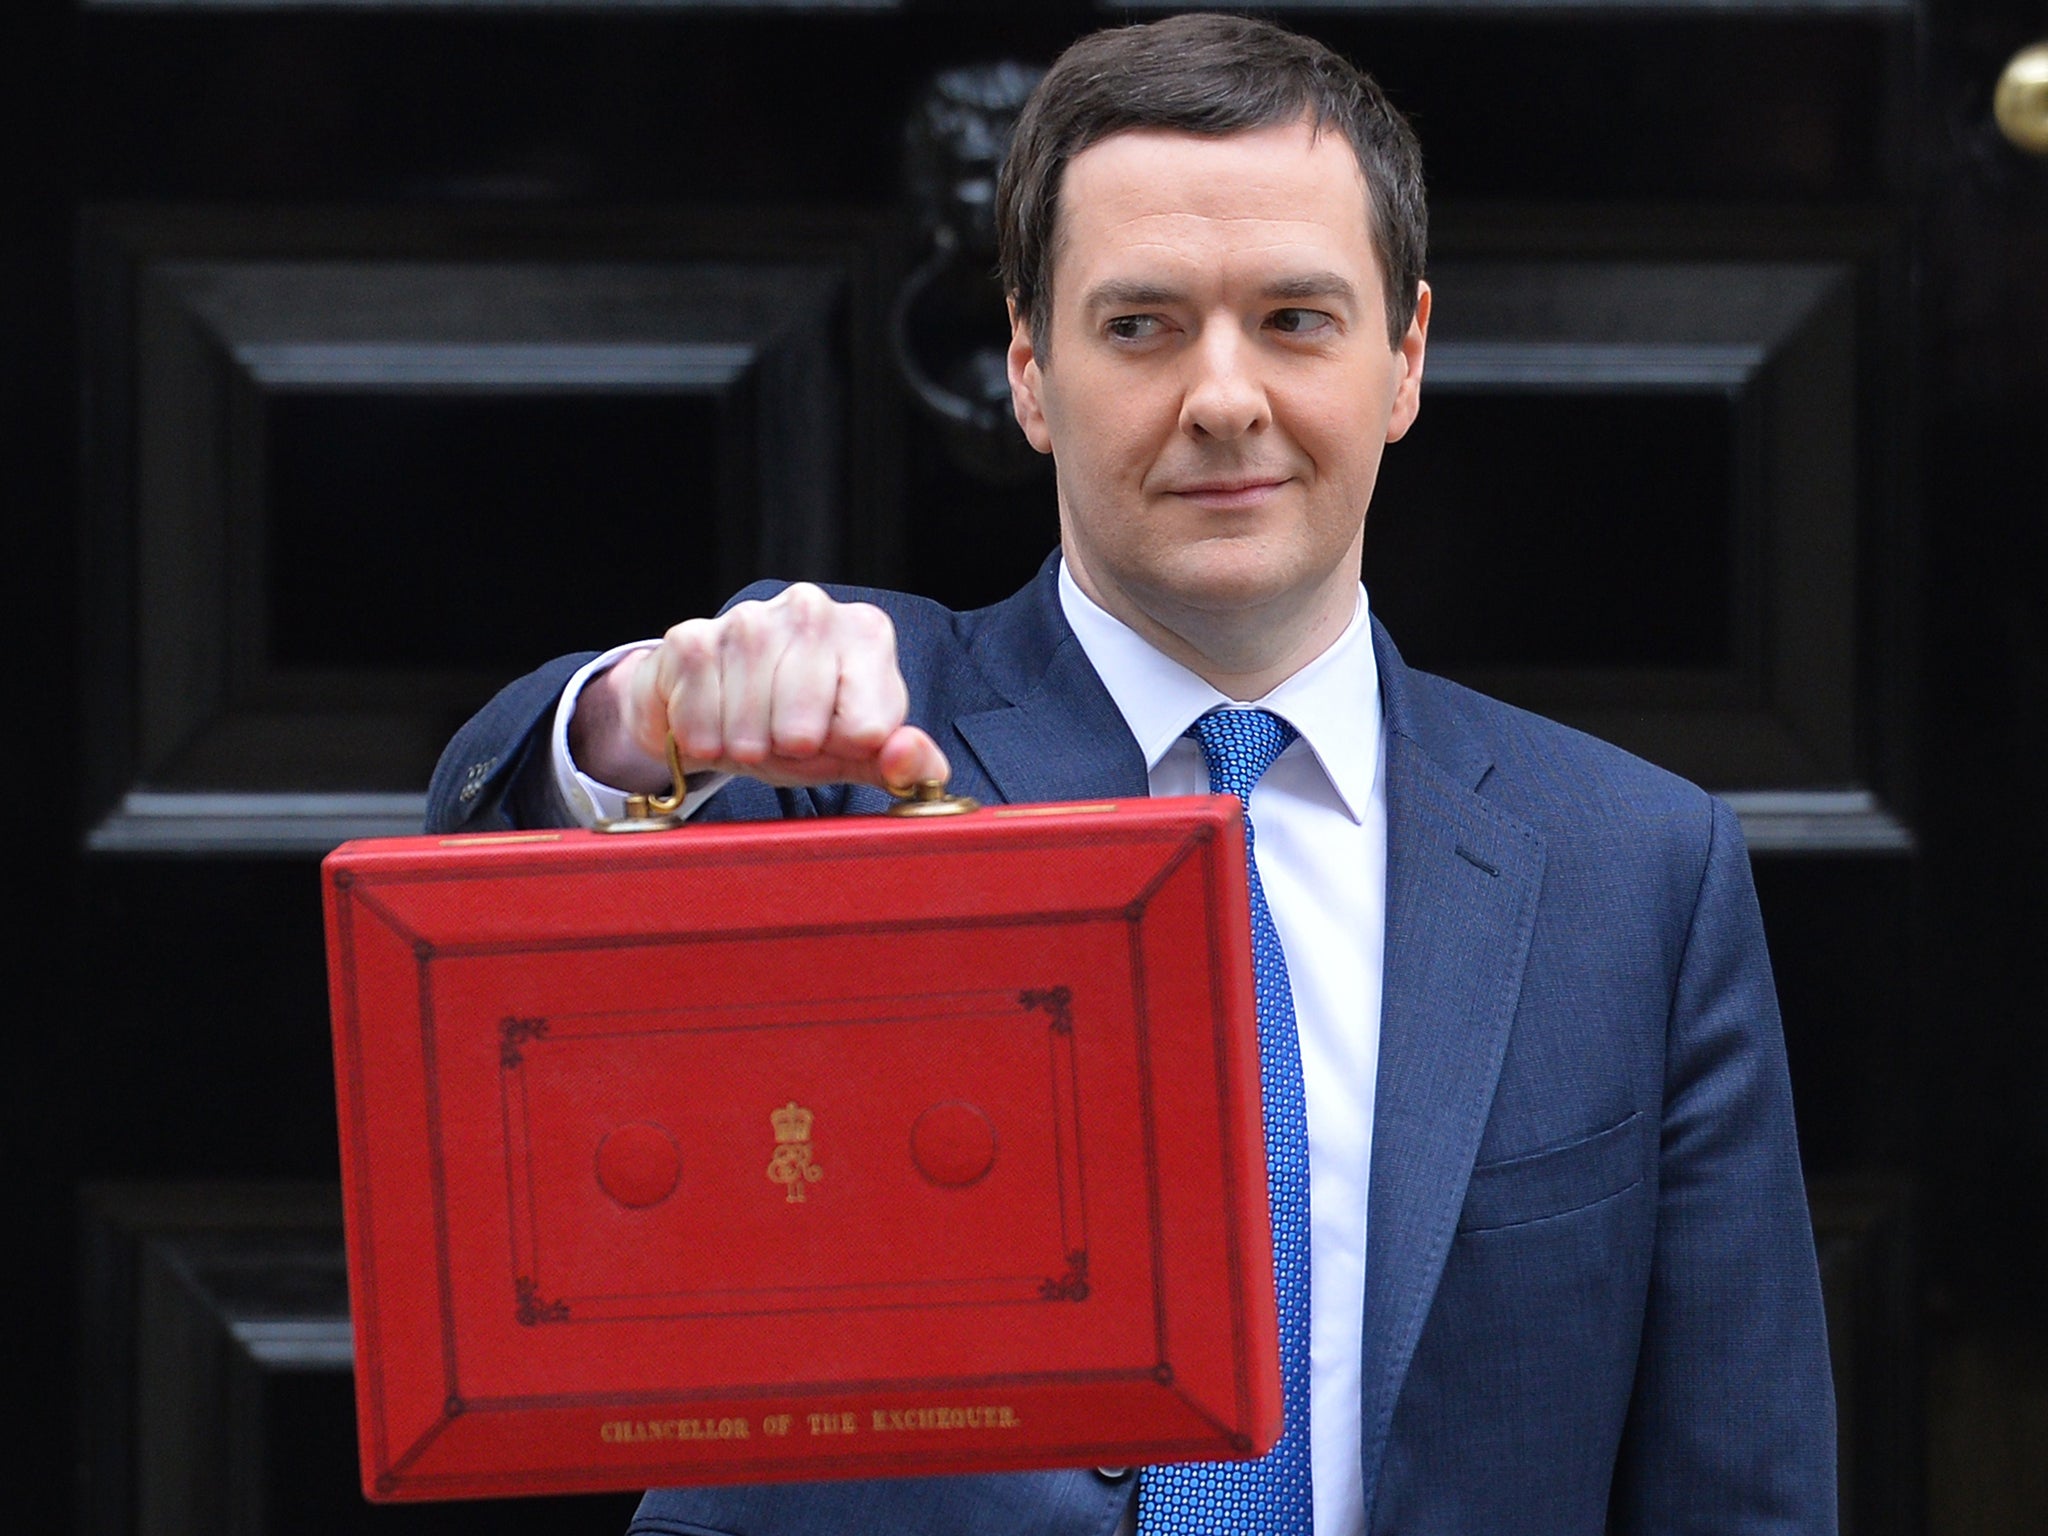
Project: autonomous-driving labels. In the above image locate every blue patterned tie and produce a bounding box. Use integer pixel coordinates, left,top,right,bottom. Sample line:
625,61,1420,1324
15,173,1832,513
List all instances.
1138,707,1312,1535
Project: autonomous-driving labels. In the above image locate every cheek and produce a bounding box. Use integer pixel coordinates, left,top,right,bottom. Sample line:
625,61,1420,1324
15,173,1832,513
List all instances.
1334,433,1389,492
1053,360,1177,449
1297,389,1393,481
1051,403,1154,492
1298,428,1387,547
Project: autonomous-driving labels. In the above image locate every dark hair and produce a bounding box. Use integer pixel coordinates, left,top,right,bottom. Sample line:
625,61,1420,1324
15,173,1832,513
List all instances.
996,13,1426,352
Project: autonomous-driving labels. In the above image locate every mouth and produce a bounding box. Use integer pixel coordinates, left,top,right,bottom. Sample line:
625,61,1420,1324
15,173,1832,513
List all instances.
1161,477,1291,510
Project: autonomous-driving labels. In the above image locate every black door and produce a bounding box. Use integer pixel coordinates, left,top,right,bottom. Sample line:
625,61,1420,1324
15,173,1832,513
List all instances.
8,0,2046,1531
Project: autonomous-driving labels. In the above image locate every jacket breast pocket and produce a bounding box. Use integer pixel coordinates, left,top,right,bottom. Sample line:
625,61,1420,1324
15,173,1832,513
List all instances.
1457,1110,1644,1234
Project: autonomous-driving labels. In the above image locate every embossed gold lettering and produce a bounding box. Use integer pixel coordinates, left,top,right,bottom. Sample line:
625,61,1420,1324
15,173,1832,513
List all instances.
807,1411,858,1436
599,1417,749,1444
869,1405,1022,1432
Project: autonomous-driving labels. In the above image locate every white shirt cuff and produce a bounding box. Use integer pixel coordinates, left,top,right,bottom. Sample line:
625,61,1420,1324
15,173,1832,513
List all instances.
549,642,733,827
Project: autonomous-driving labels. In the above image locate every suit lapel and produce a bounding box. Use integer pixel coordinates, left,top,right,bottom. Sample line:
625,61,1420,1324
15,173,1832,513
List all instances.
1358,628,1546,1516
951,566,1149,805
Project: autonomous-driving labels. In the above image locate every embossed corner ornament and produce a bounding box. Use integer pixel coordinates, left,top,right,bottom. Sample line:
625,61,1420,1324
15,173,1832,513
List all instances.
514,1276,568,1326
1040,1250,1090,1302
500,1016,548,1069
1020,986,1073,1035
766,1101,824,1203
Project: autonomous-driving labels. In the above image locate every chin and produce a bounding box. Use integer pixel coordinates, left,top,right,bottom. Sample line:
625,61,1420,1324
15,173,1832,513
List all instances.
1169,541,1309,596
1134,563,1303,627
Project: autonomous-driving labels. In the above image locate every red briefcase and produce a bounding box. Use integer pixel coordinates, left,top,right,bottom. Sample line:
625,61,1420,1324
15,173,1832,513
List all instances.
322,792,1279,1500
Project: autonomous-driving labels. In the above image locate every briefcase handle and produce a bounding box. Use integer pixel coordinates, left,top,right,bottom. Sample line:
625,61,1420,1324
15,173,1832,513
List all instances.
598,738,978,834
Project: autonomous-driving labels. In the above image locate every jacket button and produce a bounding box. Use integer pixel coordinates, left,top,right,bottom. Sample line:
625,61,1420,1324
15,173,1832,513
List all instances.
457,757,499,802
1096,1467,1129,1481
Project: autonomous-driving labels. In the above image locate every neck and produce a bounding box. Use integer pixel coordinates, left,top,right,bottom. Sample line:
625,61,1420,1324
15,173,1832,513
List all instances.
1064,555,1358,701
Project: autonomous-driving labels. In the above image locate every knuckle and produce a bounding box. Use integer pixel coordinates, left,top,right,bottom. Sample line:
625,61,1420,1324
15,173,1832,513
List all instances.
718,602,772,658
662,619,717,667
843,602,895,646
776,583,835,642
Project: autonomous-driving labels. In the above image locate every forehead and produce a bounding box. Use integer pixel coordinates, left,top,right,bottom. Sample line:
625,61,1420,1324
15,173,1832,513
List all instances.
1052,121,1380,293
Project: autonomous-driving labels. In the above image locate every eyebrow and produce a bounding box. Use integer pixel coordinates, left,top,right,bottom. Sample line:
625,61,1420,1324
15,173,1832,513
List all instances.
1082,279,1184,312
1081,271,1360,311
1264,271,1359,305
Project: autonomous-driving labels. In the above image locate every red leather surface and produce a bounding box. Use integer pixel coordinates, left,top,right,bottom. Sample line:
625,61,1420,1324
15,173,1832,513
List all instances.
323,796,1278,1500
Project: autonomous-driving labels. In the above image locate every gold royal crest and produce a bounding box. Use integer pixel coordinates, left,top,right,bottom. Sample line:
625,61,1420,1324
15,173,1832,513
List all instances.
766,1101,823,1203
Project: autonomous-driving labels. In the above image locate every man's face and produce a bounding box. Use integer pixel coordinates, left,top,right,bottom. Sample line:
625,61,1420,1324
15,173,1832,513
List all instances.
1008,119,1428,688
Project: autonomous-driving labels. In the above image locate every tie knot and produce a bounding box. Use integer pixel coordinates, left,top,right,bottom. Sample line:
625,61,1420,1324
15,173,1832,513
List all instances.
1189,708,1298,803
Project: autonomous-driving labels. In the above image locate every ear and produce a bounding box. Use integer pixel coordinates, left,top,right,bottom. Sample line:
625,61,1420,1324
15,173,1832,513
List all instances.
1383,280,1430,445
1006,298,1055,455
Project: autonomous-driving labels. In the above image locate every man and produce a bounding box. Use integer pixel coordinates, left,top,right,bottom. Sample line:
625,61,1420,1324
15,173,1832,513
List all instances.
429,14,1836,1534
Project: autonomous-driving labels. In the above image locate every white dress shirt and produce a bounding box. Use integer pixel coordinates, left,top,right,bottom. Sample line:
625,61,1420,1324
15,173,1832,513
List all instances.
548,566,1389,1534
1058,563,1386,1536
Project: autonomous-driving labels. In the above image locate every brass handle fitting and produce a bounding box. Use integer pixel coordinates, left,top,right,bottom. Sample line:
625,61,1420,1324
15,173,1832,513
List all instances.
1995,41,2048,156
887,778,981,817
594,739,691,834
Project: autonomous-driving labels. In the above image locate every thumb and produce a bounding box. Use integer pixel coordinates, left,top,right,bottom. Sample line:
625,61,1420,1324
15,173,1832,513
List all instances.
872,726,952,797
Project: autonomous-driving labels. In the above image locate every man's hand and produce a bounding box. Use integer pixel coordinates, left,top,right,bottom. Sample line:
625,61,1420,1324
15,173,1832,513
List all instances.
568,583,950,797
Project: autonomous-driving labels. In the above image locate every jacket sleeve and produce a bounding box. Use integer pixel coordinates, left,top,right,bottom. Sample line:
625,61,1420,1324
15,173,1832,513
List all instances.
424,652,598,833
1610,798,1838,1532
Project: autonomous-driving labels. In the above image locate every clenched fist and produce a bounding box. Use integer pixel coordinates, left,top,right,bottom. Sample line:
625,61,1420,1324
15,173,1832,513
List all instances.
568,583,949,796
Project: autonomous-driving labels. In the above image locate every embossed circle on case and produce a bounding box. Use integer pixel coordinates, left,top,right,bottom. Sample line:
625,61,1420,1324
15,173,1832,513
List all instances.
596,1121,683,1208
910,1100,998,1187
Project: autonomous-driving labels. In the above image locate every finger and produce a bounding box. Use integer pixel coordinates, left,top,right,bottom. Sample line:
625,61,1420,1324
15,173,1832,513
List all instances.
717,597,796,765
822,602,910,759
659,619,725,769
760,584,841,759
740,727,947,794
872,725,951,795
769,626,839,759
608,647,663,761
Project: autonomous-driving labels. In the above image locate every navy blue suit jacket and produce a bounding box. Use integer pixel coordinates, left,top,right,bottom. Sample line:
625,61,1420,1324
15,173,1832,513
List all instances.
428,560,1836,1535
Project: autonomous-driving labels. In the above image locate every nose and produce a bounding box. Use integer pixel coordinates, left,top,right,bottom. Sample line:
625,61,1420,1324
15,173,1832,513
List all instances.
1178,324,1270,442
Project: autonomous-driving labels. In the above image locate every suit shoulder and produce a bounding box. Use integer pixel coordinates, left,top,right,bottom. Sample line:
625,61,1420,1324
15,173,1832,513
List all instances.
1403,665,1729,856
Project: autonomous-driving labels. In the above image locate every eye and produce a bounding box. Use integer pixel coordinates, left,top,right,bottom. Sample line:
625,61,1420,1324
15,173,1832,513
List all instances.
1105,314,1164,342
1269,308,1335,337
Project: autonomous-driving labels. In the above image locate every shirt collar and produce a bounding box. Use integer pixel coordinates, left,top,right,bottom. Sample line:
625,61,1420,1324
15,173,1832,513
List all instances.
1056,557,1382,825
